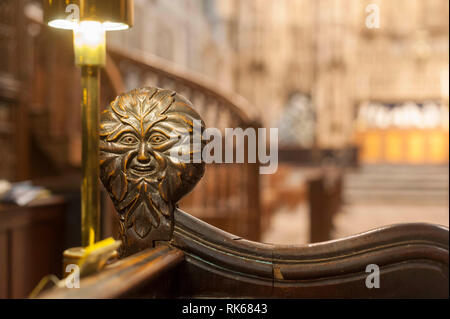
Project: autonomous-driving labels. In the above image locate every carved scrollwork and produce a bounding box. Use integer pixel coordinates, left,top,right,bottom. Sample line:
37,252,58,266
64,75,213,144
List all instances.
99,87,205,257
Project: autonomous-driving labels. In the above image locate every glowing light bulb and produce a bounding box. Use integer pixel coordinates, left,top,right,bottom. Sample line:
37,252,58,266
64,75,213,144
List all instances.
73,21,106,66
48,19,78,30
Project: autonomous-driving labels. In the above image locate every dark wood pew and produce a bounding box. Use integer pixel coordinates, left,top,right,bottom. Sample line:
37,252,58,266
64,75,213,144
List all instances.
261,165,342,243
40,246,184,299
261,165,309,234
40,209,449,298
0,196,66,298
308,168,342,242
37,87,448,299
22,10,449,299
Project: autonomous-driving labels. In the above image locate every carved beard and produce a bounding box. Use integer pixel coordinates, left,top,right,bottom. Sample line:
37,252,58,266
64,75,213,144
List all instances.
113,152,173,239
102,150,181,256
99,87,205,256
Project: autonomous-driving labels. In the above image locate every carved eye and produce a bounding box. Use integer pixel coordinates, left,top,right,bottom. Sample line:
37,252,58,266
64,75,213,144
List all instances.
149,133,168,145
118,134,139,145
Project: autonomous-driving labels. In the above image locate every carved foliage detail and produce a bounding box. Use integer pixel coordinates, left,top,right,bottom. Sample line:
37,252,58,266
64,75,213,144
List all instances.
99,87,205,256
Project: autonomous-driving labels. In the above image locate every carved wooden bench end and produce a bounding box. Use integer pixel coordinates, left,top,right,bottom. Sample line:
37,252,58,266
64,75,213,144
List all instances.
41,86,448,298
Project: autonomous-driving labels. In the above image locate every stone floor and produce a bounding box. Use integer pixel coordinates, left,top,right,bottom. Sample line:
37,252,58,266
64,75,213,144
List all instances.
261,202,449,245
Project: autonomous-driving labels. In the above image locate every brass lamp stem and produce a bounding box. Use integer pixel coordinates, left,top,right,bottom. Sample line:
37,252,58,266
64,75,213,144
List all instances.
81,65,101,247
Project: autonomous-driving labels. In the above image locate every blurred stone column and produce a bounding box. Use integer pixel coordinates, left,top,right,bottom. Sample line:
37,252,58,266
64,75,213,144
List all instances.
312,0,358,149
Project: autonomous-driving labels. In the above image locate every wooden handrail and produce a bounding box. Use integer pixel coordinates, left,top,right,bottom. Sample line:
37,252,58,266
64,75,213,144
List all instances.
173,209,449,275
25,7,261,128
37,212,449,298
38,246,184,299
171,210,449,298
107,45,260,126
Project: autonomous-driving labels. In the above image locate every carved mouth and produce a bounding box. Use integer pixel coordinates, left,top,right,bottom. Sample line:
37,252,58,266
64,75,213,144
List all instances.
129,165,157,177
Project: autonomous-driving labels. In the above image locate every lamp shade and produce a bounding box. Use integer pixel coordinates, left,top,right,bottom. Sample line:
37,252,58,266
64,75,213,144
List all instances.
43,0,134,31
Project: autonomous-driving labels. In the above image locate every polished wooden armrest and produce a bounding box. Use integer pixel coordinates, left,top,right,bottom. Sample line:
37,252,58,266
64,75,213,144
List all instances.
37,86,448,299
38,209,448,298
39,246,184,299
170,209,449,298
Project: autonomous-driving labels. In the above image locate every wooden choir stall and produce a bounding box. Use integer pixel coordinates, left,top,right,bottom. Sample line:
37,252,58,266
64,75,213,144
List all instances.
37,87,448,299
5,2,446,299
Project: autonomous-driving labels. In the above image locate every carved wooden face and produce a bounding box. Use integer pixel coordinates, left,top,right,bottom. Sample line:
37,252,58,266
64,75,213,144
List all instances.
99,87,204,254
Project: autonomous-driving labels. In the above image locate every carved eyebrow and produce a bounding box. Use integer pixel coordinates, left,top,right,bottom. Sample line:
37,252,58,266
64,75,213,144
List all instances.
106,127,139,142
146,126,171,138
143,116,167,136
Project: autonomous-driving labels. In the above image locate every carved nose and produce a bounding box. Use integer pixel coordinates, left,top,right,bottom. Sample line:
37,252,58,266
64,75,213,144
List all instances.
137,144,150,163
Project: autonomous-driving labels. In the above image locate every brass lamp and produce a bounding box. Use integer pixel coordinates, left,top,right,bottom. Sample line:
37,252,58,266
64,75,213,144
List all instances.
43,0,133,250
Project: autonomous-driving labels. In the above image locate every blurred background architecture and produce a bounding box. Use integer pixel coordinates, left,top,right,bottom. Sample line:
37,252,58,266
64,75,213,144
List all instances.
0,0,448,297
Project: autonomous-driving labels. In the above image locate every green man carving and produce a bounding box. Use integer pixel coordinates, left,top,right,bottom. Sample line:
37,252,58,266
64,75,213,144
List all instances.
99,87,205,257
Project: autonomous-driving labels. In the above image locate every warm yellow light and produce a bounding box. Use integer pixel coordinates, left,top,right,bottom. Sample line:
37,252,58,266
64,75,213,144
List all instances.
102,22,130,31
48,19,129,66
74,21,104,47
44,0,134,32
48,19,78,30
73,21,106,66
47,20,129,31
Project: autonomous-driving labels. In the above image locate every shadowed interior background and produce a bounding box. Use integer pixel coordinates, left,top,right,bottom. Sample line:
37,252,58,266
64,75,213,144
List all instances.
0,0,448,298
